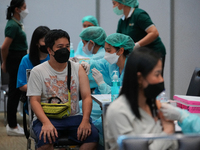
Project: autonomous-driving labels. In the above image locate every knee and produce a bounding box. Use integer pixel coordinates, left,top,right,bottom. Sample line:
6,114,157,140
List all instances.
37,144,53,150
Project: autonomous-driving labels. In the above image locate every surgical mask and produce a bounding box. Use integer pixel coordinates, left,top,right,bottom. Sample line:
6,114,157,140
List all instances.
113,6,123,15
82,41,95,56
82,28,86,31
20,8,29,19
39,45,48,54
104,52,119,64
52,48,70,63
144,82,165,99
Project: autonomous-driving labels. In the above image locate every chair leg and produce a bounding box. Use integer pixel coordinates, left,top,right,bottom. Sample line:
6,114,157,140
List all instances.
27,138,32,150
4,94,7,126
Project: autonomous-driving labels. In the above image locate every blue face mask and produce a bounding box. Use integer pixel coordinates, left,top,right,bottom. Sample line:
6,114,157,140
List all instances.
113,6,123,15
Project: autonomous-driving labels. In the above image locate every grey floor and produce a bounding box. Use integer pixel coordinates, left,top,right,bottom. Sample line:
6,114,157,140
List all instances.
0,112,35,150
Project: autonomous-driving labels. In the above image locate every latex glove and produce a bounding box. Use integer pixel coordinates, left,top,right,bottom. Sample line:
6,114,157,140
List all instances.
81,61,90,75
92,68,105,86
133,42,140,50
160,103,182,121
69,57,79,63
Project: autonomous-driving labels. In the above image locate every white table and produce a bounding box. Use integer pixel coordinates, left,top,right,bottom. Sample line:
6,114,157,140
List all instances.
91,94,111,108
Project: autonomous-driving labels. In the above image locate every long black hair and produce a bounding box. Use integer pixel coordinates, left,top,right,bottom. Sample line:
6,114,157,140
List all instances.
119,47,161,119
29,26,50,67
6,0,25,20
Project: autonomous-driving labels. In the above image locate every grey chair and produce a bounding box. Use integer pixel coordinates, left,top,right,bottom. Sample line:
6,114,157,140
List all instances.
0,47,9,126
117,133,200,150
186,67,200,96
102,102,111,150
26,69,81,150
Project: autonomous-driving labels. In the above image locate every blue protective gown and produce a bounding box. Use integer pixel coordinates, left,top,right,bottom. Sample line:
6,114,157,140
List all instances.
81,47,106,89
178,109,200,133
86,58,127,147
88,58,127,94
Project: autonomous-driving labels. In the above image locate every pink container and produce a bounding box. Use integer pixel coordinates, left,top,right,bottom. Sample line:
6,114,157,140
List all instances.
173,95,200,113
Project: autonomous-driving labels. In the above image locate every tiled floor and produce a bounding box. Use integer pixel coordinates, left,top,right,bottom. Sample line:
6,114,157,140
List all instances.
0,112,35,150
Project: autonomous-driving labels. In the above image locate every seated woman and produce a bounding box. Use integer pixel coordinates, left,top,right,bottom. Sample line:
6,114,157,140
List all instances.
17,26,50,92
105,47,178,150
75,15,99,57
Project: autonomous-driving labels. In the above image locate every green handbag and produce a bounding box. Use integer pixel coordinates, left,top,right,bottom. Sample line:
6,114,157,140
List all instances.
41,61,72,119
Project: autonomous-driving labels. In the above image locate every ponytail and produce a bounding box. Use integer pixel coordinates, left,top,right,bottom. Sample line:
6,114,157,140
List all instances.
6,6,13,20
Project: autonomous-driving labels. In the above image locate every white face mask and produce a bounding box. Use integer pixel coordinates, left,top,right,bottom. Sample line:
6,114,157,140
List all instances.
113,5,124,15
82,41,95,56
104,52,119,64
20,8,29,19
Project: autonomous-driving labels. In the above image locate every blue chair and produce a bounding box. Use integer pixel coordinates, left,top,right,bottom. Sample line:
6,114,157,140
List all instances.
102,102,111,150
117,133,200,150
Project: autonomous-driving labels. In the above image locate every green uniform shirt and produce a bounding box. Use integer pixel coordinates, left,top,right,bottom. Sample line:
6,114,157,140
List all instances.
5,18,28,51
117,8,166,56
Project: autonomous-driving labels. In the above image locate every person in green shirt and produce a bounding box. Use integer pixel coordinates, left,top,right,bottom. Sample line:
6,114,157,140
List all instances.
112,0,166,75
1,0,28,136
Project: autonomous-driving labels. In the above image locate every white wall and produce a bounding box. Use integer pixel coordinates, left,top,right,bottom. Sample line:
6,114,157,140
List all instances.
0,1,8,46
139,0,171,98
0,0,200,100
24,0,96,50
174,0,200,95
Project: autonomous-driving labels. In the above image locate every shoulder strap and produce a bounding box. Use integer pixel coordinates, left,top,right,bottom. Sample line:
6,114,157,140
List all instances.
67,61,71,92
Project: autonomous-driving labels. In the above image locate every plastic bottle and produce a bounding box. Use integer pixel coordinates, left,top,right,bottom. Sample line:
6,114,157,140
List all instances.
157,90,168,103
70,43,74,58
111,71,120,102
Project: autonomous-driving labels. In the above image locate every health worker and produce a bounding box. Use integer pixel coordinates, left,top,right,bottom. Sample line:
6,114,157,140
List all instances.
1,0,28,136
82,33,135,94
161,103,200,134
79,26,107,90
75,15,99,57
112,0,166,75
80,26,106,61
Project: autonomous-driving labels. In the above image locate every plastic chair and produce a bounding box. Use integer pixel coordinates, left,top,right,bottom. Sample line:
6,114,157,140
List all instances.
117,133,200,150
102,102,111,150
186,67,200,96
0,47,9,126
25,69,81,150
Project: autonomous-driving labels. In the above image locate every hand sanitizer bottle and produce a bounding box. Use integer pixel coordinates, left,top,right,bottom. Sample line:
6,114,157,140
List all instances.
111,71,120,102
70,43,74,58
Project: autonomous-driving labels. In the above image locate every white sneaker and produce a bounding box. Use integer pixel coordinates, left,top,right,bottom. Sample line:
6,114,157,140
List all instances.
6,124,24,136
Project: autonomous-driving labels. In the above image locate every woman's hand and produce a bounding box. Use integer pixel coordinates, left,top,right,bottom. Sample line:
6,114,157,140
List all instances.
92,68,105,86
160,103,182,121
1,62,6,73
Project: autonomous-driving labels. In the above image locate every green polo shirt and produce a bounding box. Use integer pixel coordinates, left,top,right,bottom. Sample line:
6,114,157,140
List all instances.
117,8,166,56
5,18,28,51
